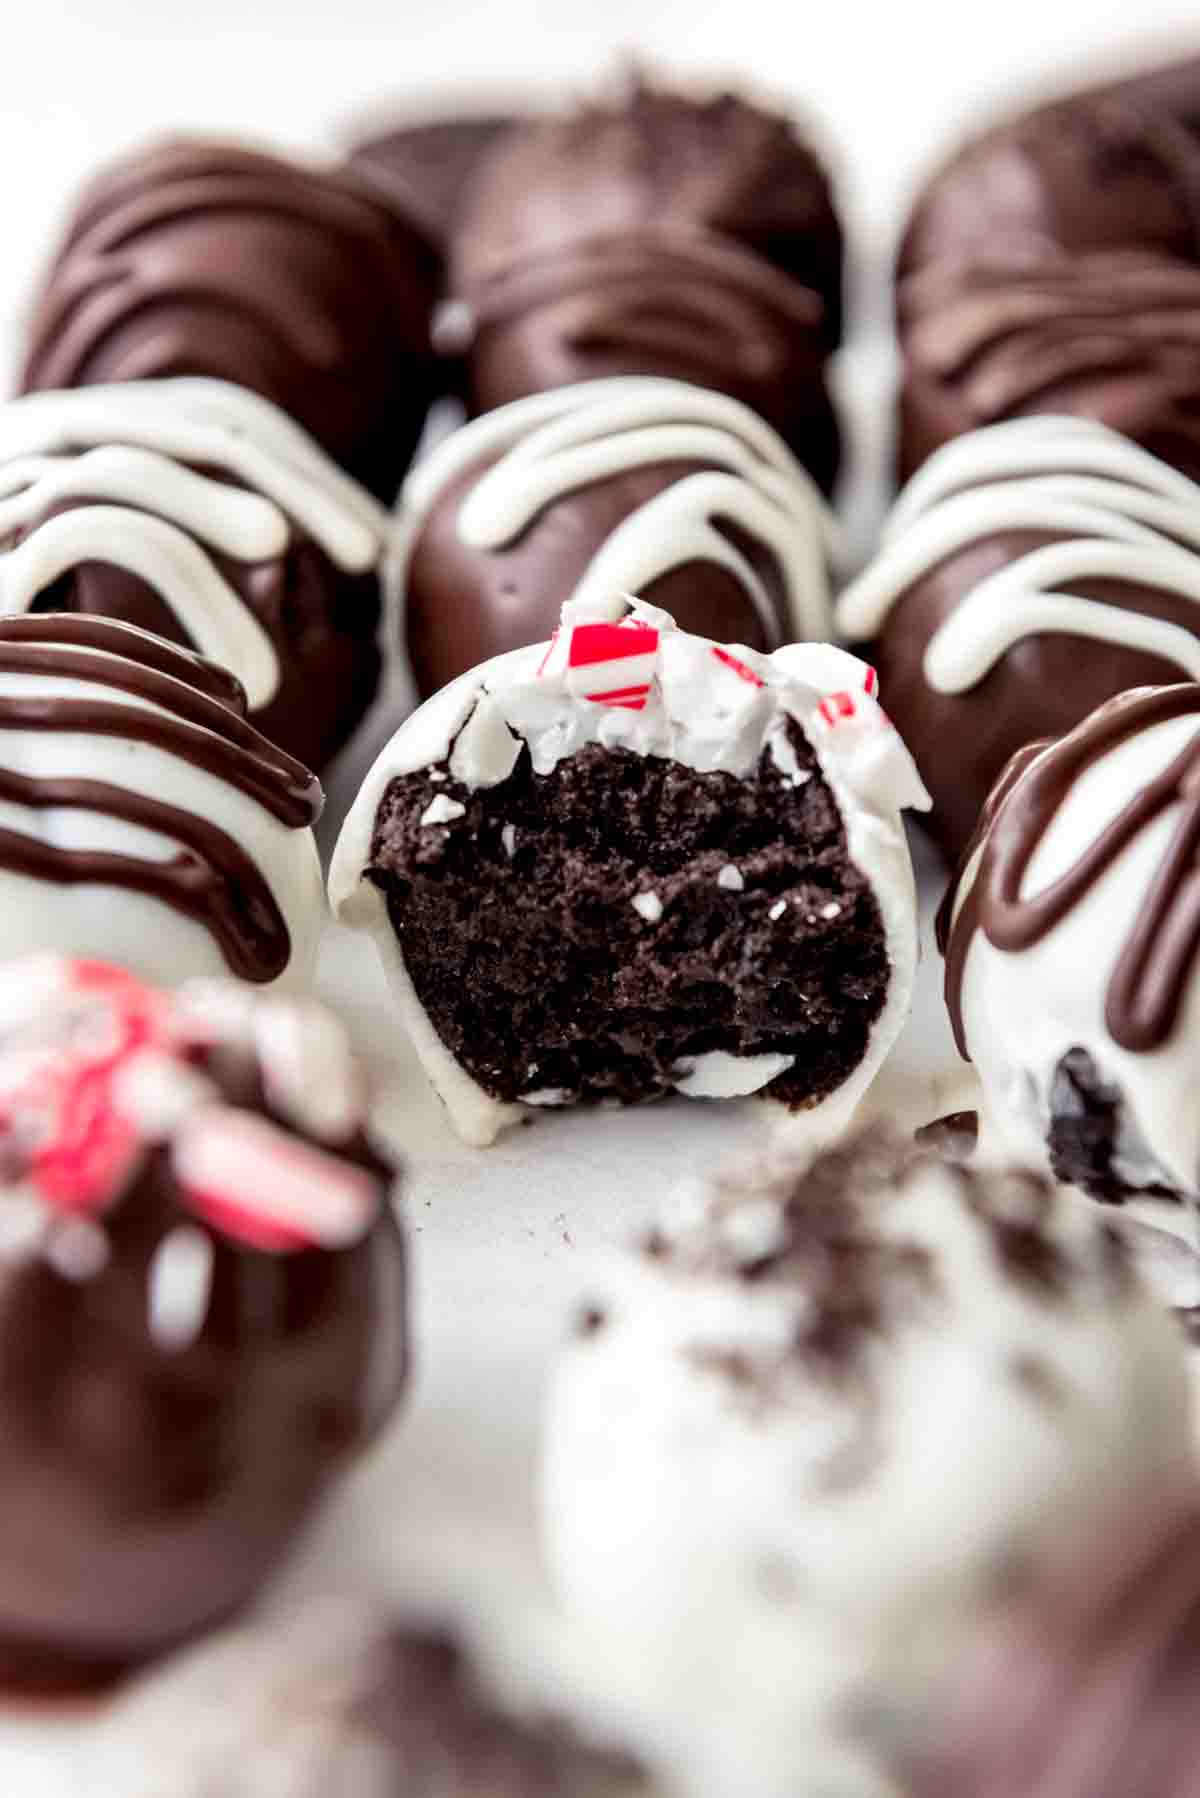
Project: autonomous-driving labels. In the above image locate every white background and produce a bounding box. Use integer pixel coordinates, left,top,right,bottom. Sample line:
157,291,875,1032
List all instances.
1,5,1200,1792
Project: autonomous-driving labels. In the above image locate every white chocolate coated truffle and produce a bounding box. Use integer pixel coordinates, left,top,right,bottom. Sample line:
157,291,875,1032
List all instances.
541,1132,1194,1797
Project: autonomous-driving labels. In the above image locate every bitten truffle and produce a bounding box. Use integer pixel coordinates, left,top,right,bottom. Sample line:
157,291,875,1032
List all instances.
0,381,390,771
939,683,1200,1205
836,415,1200,861
0,613,324,987
20,139,442,504
331,596,928,1146
396,376,835,698
542,1129,1193,1798
447,80,843,491
0,959,407,1690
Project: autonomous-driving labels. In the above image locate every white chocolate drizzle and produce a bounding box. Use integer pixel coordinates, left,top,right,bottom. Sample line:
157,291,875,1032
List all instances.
397,377,836,646
836,416,1200,690
0,380,388,711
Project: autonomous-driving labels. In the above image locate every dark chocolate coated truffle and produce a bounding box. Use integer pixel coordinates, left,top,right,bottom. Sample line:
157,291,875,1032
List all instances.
396,375,833,698
0,381,390,773
348,113,521,245
97,1599,650,1797
835,413,1200,862
449,82,843,490
0,958,406,1690
20,139,442,504
898,83,1200,483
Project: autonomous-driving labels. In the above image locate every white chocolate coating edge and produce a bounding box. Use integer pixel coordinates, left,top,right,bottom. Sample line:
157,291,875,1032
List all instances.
330,599,929,1148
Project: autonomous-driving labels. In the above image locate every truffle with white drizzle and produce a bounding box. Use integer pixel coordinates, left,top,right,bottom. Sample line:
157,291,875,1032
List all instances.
396,377,835,699
837,416,1200,860
541,1128,1194,1798
0,957,406,1691
331,595,928,1147
0,611,323,987
939,682,1200,1204
0,380,389,771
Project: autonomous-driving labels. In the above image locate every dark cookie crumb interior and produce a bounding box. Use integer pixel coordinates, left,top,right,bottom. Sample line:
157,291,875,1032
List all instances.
1048,1047,1182,1204
367,723,888,1109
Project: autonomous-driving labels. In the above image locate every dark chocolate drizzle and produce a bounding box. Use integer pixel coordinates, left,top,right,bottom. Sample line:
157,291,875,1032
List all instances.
940,685,1200,1059
0,615,321,981
901,249,1200,422
460,228,825,377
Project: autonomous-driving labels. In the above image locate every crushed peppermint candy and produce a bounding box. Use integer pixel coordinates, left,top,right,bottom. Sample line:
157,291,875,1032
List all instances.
501,824,517,858
820,901,843,920
419,794,467,827
768,900,788,921
717,865,745,892
631,892,664,924
148,1226,215,1352
172,1108,380,1254
0,958,380,1259
539,614,661,710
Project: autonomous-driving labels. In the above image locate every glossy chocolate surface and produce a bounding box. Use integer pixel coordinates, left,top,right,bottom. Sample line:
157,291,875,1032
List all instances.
898,74,1200,482
0,964,406,1688
449,83,843,489
20,140,442,504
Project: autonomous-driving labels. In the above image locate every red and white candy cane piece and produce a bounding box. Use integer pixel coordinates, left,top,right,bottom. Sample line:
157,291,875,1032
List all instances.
172,1107,380,1254
817,665,882,729
0,962,174,1215
562,621,660,710
711,646,766,688
818,690,858,727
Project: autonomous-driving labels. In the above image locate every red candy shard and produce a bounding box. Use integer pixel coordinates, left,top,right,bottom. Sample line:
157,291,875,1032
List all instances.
711,645,766,687
173,1108,379,1254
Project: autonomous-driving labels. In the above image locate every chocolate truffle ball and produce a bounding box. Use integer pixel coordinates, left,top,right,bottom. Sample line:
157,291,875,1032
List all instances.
331,596,928,1147
93,1598,650,1797
836,415,1200,862
0,381,390,772
916,1503,1200,1798
348,112,521,247
542,1128,1193,1798
939,682,1200,1206
898,85,1200,484
0,612,324,988
0,959,406,1690
397,376,836,698
449,81,843,491
20,139,442,504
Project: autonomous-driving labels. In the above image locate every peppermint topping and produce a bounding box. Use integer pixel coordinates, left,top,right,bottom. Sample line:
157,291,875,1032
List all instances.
0,957,378,1257
543,616,661,710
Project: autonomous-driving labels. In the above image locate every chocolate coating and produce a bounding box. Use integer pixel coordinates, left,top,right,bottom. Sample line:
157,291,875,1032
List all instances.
20,141,442,504
450,83,843,489
870,532,1195,862
348,114,520,245
898,82,1200,482
0,963,406,1690
916,1503,1200,1798
407,455,793,697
